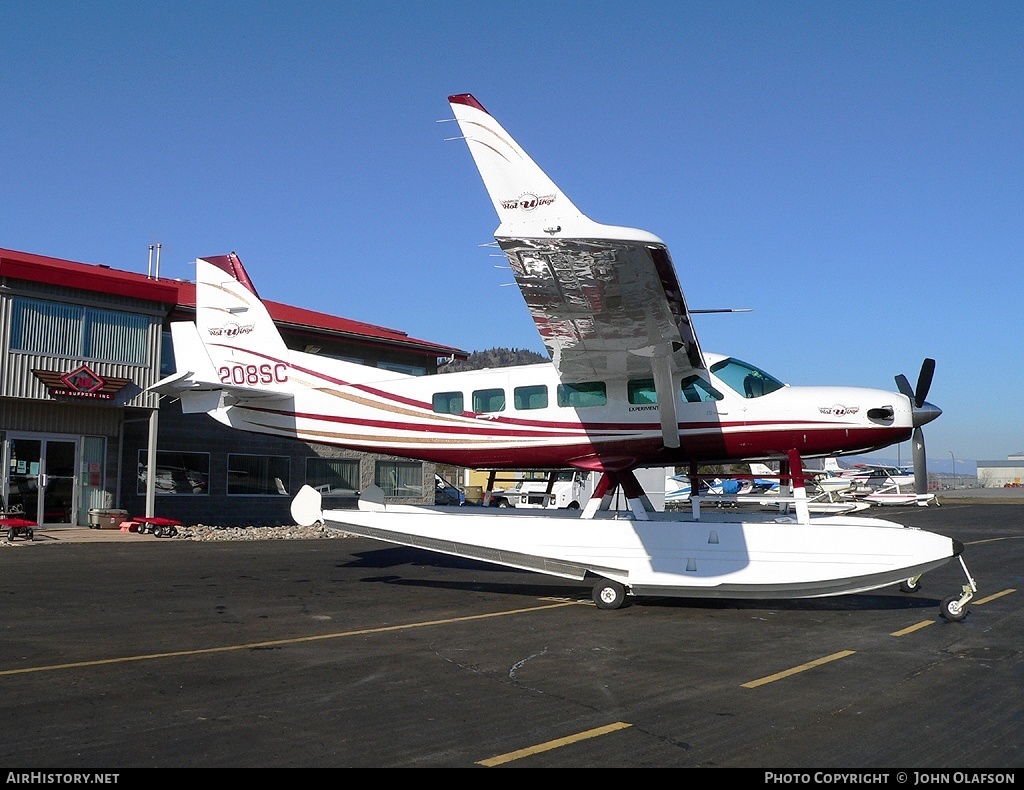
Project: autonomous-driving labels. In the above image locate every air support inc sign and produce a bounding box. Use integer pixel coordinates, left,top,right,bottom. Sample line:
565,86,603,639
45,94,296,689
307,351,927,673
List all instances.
32,365,130,401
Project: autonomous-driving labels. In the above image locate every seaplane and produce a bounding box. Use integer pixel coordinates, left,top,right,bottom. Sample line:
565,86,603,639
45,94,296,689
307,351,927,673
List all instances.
152,93,976,620
823,459,936,507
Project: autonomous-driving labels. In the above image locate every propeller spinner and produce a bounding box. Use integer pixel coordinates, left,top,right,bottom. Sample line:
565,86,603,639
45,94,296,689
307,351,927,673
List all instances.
895,359,941,494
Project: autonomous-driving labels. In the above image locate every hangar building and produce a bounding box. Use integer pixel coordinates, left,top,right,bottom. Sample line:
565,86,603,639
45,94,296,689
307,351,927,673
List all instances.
977,453,1024,488
0,247,466,529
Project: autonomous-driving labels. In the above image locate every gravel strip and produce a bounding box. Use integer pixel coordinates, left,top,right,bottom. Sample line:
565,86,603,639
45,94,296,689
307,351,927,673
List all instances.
174,523,351,541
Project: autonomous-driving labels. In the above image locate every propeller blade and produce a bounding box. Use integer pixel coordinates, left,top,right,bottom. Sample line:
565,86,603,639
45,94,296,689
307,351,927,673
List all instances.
912,426,928,495
895,374,915,401
915,358,936,408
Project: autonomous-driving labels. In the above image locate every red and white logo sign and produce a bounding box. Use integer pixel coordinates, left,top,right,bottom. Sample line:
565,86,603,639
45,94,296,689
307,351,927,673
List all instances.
32,365,130,401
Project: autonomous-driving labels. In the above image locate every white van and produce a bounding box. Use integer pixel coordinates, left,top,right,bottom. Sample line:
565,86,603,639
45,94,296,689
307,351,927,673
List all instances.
489,470,593,510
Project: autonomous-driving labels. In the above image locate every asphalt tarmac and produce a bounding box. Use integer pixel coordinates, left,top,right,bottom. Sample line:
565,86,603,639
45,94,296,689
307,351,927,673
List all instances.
0,502,1021,770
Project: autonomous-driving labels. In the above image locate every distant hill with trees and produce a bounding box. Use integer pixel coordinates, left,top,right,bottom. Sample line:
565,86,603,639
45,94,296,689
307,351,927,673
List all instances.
438,347,548,373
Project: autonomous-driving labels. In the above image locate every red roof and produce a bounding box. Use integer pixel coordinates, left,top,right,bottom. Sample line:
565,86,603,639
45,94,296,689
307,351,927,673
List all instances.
0,247,180,304
0,247,466,359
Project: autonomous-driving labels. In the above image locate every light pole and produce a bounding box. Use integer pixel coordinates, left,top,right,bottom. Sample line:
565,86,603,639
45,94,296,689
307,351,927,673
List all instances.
949,451,956,490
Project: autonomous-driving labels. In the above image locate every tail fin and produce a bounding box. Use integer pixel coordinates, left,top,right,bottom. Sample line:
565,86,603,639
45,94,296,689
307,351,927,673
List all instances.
149,252,293,411
195,253,288,361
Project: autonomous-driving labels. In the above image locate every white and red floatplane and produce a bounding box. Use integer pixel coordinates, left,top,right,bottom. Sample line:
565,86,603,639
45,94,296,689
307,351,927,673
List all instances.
154,94,976,619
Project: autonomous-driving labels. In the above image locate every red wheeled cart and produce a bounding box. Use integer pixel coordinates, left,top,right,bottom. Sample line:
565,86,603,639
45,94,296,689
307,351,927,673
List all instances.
1,516,36,541
133,516,181,538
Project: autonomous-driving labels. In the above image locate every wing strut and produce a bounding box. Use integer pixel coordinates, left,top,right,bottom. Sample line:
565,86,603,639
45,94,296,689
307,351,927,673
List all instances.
580,470,656,520
652,350,680,448
784,449,811,524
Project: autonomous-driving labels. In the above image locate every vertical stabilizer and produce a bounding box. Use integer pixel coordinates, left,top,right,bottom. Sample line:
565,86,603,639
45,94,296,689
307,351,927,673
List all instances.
195,253,288,361
150,253,294,413
823,457,843,473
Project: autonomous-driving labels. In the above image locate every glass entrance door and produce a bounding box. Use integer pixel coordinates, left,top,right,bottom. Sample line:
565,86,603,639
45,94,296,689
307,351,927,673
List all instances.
5,436,78,526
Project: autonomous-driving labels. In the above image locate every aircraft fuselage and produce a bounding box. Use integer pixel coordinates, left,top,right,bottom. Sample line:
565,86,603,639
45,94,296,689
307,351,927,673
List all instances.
207,347,918,472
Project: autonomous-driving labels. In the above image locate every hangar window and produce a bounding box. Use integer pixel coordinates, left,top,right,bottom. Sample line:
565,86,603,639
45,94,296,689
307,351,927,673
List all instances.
137,450,209,495
10,297,149,365
306,458,360,497
378,361,426,376
227,454,290,496
375,460,423,498
161,331,176,375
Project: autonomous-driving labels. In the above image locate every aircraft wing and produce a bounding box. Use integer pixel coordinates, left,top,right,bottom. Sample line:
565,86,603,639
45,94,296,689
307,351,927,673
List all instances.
448,94,705,447
495,237,703,381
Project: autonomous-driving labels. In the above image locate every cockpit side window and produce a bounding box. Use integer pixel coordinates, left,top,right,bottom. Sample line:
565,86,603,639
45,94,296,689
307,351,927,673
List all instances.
680,375,723,403
709,358,785,399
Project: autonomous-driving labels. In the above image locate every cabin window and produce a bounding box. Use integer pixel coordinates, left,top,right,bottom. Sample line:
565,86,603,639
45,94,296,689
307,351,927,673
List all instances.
227,454,291,496
375,460,423,497
627,378,658,404
557,381,607,408
137,450,209,495
710,358,785,399
432,391,464,414
306,458,360,497
680,375,724,403
472,388,506,413
514,384,548,410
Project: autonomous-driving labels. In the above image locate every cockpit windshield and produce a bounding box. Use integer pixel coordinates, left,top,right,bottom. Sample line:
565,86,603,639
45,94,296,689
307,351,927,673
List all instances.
709,357,786,399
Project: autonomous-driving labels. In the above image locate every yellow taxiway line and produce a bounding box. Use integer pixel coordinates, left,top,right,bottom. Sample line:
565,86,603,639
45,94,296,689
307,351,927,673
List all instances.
0,601,579,677
477,722,632,767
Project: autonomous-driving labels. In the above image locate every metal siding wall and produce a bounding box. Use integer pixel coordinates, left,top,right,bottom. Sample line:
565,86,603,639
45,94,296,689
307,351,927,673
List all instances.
1,351,159,407
0,398,123,436
3,277,170,314
1,280,163,408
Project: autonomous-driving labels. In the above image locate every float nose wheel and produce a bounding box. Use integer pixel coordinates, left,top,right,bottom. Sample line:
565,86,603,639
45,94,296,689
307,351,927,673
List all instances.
899,575,922,594
941,593,968,622
593,579,629,610
940,556,978,622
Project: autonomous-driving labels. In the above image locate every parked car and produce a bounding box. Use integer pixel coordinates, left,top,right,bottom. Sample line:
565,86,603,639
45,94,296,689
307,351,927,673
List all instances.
434,475,466,506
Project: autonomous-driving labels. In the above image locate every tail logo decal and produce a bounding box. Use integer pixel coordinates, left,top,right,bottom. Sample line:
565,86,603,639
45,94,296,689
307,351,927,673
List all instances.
208,321,255,338
501,192,556,212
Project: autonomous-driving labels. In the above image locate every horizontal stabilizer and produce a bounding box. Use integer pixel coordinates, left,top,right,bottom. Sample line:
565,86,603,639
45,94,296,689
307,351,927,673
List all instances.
148,321,292,413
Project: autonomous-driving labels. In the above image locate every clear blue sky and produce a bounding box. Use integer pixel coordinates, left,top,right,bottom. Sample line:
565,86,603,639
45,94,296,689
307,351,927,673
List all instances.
2,1,1020,465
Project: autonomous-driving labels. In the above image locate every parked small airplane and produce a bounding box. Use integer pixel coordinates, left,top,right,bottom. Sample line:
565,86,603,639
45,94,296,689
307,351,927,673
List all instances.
153,94,974,619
